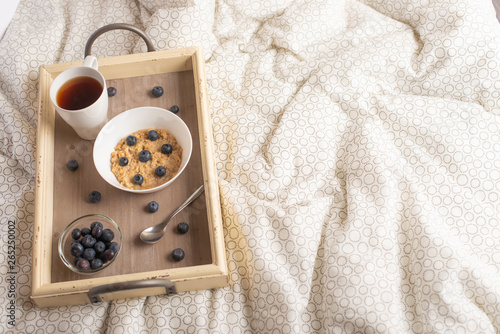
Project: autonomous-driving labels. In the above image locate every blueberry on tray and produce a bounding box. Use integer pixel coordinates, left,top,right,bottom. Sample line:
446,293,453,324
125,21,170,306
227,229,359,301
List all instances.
66,159,79,171
170,105,179,114
147,201,159,213
107,86,117,97
177,222,189,234
171,248,185,261
88,191,101,203
152,86,164,97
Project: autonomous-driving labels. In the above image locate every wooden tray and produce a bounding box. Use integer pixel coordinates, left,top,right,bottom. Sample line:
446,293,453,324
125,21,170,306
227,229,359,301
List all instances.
32,47,228,307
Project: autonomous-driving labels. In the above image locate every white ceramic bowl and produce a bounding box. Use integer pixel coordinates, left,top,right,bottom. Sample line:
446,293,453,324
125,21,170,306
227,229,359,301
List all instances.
93,106,193,194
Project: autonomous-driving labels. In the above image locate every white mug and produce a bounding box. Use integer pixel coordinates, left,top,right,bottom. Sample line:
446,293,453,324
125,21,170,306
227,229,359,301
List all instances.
49,56,108,140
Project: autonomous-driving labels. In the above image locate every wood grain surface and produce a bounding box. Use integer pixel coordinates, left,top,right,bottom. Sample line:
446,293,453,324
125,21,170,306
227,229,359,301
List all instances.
50,71,212,283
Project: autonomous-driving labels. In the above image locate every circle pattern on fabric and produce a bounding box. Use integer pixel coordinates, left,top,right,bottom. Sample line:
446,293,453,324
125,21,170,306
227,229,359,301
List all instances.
0,0,500,333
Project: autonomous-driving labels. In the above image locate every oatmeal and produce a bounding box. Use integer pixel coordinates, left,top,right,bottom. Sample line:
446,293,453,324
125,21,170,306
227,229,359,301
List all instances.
110,128,183,190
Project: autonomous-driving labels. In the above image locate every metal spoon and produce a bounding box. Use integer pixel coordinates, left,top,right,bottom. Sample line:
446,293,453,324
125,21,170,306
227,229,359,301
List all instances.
139,185,205,244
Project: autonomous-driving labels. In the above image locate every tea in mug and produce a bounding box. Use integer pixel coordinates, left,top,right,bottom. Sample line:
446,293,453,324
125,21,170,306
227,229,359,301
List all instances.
56,76,103,110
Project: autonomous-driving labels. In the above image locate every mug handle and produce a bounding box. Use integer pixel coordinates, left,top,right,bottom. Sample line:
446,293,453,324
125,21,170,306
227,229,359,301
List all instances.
82,55,99,70
84,23,156,58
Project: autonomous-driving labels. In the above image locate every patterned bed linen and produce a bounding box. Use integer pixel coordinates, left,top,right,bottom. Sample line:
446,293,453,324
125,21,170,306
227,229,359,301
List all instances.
0,0,500,333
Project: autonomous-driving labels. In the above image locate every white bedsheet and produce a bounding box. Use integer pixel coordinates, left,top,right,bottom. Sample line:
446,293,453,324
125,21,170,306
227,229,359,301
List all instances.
1,0,500,333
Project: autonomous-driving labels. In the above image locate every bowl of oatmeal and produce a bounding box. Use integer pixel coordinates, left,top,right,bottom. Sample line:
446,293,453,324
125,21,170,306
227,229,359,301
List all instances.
93,106,193,194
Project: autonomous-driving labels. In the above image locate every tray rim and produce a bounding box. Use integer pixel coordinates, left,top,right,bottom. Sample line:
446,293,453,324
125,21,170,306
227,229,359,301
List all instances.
32,47,228,307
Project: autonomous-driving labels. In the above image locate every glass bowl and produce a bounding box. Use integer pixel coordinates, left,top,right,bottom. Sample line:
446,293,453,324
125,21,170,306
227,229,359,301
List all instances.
58,214,122,274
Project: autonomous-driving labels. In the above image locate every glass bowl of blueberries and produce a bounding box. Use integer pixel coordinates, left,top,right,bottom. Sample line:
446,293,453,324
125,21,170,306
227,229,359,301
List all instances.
58,214,122,274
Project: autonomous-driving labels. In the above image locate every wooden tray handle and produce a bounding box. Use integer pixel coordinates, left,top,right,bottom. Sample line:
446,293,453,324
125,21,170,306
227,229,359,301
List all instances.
88,278,177,303
85,23,156,57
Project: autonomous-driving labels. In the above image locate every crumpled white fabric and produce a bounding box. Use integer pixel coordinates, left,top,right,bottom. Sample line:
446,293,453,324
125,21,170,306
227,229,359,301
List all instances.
1,0,500,333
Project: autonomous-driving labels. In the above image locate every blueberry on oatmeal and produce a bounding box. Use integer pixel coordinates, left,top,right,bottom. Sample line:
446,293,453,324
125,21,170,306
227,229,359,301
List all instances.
139,150,152,162
126,135,137,146
161,144,173,155
119,157,128,166
110,129,183,190
133,174,144,185
155,166,166,177
148,130,159,141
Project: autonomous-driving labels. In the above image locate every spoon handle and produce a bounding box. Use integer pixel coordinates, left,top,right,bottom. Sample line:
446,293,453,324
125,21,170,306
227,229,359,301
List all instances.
161,185,205,231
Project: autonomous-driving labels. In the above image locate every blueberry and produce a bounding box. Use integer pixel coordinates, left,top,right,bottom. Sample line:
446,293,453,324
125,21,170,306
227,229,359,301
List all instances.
108,242,119,253
81,227,91,236
155,166,166,177
88,190,101,203
81,235,96,248
71,228,81,240
100,249,115,263
92,225,103,239
126,135,137,146
107,86,117,97
133,174,144,185
90,221,103,230
101,229,115,242
139,150,151,162
66,160,79,171
70,239,82,247
152,86,164,97
148,130,159,141
171,248,185,261
94,241,106,254
177,222,189,234
70,242,84,257
147,201,159,213
82,248,96,261
119,157,128,166
90,258,103,270
73,256,83,266
161,144,173,155
76,258,90,271
170,105,179,114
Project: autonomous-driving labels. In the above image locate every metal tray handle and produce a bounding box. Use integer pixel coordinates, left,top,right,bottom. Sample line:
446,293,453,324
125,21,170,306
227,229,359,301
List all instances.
88,278,177,303
85,23,156,57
